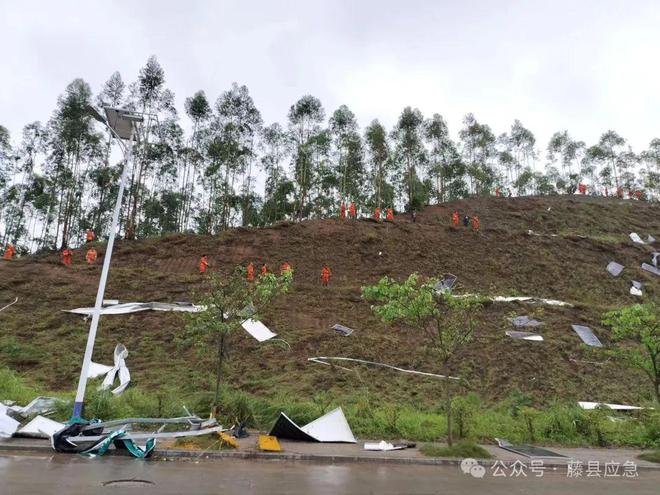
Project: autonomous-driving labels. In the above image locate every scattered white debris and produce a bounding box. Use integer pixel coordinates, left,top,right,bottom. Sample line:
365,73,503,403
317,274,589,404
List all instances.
578,401,644,411
241,319,277,342
300,408,356,443
0,410,20,438
99,344,131,395
17,416,64,439
308,356,459,380
364,441,406,451
629,233,645,244
630,285,643,297
506,331,544,341
606,261,624,277
8,397,59,417
571,325,603,348
642,263,660,277
65,302,204,316
491,296,572,307
648,235,656,244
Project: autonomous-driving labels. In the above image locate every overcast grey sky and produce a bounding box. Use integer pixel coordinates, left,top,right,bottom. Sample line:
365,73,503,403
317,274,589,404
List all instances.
1,0,659,152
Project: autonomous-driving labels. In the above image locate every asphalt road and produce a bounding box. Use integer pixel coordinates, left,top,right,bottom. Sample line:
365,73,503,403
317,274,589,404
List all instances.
1,452,658,495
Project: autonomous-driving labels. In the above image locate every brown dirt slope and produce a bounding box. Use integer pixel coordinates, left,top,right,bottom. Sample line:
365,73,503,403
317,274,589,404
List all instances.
0,195,659,406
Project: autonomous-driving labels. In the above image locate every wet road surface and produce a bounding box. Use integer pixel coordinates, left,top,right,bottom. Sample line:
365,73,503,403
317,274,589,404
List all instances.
1,452,658,495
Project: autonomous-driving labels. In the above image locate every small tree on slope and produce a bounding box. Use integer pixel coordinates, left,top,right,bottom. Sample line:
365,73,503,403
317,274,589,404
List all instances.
362,273,481,446
184,268,292,417
603,304,660,403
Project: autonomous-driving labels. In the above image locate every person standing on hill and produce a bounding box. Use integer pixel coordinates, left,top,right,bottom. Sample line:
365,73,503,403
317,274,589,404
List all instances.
199,254,209,274
321,265,331,286
386,208,394,222
340,202,346,220
495,186,501,197
411,210,417,222
471,216,480,232
374,207,381,222
247,262,255,282
62,247,73,266
349,202,357,219
3,244,15,261
261,264,268,276
463,215,470,227
452,211,459,226
86,229,95,243
86,248,98,265
280,261,292,275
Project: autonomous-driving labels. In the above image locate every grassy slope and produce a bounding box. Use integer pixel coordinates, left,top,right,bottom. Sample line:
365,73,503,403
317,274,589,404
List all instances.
0,195,659,414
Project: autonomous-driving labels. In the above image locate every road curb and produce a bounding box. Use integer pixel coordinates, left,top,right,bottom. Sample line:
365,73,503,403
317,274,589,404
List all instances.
2,442,658,471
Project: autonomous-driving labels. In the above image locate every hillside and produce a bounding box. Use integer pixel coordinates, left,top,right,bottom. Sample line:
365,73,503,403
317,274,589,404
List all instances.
1,195,659,412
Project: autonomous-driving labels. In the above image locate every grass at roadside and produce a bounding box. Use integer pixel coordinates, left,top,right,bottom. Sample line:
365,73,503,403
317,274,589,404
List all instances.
638,451,660,464
419,441,493,459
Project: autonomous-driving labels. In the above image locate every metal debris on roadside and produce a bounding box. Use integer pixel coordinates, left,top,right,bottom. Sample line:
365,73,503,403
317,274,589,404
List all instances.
495,438,567,458
630,281,643,297
606,261,624,277
269,407,356,443
16,416,64,439
258,434,281,451
629,233,645,244
0,297,18,313
332,324,354,336
363,440,410,451
91,344,131,395
648,235,656,244
241,319,278,342
65,301,204,316
434,273,458,292
642,262,660,277
571,325,603,347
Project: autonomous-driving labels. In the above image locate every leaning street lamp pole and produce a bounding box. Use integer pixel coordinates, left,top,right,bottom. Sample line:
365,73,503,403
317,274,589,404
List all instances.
71,107,144,420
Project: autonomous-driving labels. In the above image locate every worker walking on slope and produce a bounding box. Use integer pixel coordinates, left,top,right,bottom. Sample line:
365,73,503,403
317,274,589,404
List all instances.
374,207,381,222
247,262,255,282
386,208,394,222
280,261,292,275
86,248,98,265
451,211,459,226
471,216,480,232
86,229,95,243
3,244,15,261
349,202,357,219
340,202,346,220
463,215,470,227
62,247,73,266
321,265,331,286
261,264,268,276
199,254,209,274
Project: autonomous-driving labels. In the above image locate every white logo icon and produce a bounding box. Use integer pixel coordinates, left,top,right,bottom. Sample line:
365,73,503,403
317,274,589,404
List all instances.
461,458,486,478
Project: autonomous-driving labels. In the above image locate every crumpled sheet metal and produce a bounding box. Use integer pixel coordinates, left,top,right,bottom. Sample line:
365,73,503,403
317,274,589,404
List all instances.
65,302,204,316
308,356,459,380
606,261,624,277
509,315,543,328
91,344,130,395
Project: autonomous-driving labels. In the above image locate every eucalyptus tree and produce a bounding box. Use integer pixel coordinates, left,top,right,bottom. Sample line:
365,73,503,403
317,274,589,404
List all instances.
364,120,391,209
180,90,211,230
585,130,627,191
287,95,325,220
459,113,495,195
391,107,426,211
0,125,14,239
547,131,585,184
508,120,536,181
260,123,292,223
640,139,660,198
424,113,459,203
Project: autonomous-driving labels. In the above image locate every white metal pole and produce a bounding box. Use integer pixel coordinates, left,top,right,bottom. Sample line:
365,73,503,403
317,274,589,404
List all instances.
72,128,134,420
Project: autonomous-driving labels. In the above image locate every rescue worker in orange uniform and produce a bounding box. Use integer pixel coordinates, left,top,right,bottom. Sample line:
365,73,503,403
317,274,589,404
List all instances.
261,264,268,276
86,229,95,243
280,262,292,275
349,202,356,219
452,211,459,227
62,248,73,266
321,266,331,286
471,216,480,232
199,254,209,274
635,190,642,200
86,248,98,265
340,203,346,220
495,186,501,197
3,244,15,261
247,262,255,282
386,208,394,222
374,207,381,222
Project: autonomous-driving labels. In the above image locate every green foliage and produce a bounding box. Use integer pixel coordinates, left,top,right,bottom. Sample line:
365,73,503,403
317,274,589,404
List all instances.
419,441,493,459
638,450,660,463
603,304,660,402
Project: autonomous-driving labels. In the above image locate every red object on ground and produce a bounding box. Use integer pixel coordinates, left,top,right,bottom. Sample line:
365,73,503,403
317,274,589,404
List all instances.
86,248,98,265
452,212,459,226
62,249,73,266
199,255,208,274
247,263,255,282
321,266,331,286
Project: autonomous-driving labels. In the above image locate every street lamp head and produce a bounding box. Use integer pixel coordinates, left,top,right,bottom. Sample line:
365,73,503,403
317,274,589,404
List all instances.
104,108,143,141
